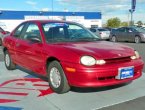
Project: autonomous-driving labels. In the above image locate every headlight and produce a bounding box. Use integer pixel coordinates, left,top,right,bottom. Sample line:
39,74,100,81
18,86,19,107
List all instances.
131,51,140,60
81,56,96,66
80,56,106,66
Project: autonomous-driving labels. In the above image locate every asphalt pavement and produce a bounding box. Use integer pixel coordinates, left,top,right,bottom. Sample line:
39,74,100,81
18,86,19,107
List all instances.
0,42,145,110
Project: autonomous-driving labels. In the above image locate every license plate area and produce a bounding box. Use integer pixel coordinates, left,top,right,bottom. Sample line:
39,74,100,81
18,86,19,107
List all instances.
116,66,134,80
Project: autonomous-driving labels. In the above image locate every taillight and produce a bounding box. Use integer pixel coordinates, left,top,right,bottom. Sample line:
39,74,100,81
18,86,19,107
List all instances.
1,31,6,35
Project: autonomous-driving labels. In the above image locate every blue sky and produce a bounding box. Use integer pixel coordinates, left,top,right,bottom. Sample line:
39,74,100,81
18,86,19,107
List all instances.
0,0,144,23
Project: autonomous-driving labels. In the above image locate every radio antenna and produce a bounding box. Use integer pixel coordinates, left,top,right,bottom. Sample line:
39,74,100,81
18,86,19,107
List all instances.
52,0,54,20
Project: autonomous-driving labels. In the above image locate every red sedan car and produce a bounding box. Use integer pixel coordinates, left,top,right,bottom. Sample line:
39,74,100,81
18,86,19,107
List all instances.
3,20,144,93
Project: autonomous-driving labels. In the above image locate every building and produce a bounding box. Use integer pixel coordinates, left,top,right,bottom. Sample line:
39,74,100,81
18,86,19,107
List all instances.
0,10,102,31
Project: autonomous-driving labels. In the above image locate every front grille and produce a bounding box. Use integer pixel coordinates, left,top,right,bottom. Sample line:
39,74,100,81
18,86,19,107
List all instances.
105,57,131,64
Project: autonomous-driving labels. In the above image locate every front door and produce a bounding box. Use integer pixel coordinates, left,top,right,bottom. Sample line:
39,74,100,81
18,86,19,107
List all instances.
15,22,44,73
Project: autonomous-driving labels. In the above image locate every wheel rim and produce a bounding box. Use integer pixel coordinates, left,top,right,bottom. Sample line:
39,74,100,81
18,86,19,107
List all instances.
5,54,10,67
50,67,61,88
135,37,139,43
112,36,116,42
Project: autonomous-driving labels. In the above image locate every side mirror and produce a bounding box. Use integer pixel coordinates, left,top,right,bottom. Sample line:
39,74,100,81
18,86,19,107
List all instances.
128,30,132,33
90,28,96,32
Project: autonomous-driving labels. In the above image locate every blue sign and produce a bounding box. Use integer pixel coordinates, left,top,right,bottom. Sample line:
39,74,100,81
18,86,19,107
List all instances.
132,0,136,10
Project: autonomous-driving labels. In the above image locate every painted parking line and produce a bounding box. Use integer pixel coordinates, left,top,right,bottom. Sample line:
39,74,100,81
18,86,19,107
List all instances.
95,73,145,110
0,62,145,110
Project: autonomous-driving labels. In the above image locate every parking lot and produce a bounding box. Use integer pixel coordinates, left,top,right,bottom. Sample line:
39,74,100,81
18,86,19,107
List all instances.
0,42,145,110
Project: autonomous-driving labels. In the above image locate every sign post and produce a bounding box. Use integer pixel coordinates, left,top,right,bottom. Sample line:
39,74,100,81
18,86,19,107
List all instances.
129,0,136,26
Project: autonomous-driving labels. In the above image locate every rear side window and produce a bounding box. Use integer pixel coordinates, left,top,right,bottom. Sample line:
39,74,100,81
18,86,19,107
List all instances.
0,27,4,32
21,23,41,41
13,24,25,38
117,28,125,32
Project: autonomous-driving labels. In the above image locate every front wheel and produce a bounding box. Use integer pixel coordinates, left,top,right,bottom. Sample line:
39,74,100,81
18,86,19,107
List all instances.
47,61,70,94
4,50,16,70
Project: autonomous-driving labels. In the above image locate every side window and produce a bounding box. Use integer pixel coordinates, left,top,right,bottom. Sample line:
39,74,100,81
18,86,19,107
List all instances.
118,28,125,32
13,24,25,38
21,23,41,41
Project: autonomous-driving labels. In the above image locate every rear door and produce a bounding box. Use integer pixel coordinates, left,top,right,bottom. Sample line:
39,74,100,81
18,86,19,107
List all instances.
125,27,134,42
116,28,126,41
8,23,26,64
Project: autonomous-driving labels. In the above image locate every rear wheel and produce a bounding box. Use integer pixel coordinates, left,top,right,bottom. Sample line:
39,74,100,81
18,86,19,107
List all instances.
111,36,117,42
135,36,141,43
47,61,70,94
4,50,16,70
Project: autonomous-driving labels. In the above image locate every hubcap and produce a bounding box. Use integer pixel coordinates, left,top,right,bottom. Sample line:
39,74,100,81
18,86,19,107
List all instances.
112,36,116,42
135,37,139,43
5,54,10,67
50,67,61,88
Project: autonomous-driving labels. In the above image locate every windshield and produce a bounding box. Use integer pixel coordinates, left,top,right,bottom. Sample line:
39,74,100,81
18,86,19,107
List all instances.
42,22,100,43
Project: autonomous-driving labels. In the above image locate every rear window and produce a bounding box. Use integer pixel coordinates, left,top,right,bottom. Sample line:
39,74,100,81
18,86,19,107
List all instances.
98,29,109,31
0,27,4,32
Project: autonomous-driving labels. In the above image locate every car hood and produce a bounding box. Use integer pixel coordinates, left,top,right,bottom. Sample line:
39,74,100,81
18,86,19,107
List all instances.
61,41,135,59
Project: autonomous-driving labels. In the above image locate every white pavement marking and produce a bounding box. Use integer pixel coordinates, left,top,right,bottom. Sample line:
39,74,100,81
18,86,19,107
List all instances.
0,61,145,110
94,73,145,110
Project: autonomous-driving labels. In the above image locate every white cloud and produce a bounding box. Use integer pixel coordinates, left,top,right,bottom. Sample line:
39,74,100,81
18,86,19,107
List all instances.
56,0,130,13
41,8,50,12
25,1,38,10
56,0,144,23
26,1,37,6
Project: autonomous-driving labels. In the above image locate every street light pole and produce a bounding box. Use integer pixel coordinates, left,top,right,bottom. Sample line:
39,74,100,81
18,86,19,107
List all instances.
129,9,134,26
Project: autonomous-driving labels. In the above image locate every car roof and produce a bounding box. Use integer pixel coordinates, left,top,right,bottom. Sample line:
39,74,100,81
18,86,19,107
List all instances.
23,20,77,24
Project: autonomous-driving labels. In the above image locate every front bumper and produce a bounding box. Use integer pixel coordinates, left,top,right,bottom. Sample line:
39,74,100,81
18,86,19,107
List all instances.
61,59,144,87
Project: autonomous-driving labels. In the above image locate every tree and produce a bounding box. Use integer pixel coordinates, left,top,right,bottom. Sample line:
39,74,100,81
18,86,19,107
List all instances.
121,22,128,27
136,21,143,26
106,17,121,28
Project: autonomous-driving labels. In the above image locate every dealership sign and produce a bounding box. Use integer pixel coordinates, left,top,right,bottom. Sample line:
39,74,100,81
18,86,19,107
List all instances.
25,16,65,20
132,0,136,11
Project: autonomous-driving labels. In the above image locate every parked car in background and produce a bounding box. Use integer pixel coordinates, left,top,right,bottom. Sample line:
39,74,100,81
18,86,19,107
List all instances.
110,27,145,43
0,27,10,46
3,20,144,93
90,28,110,40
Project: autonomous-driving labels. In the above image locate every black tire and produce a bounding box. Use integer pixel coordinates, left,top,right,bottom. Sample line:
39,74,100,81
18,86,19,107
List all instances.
47,61,70,94
135,36,141,43
4,50,16,70
111,35,117,42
